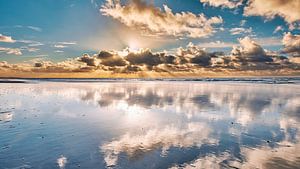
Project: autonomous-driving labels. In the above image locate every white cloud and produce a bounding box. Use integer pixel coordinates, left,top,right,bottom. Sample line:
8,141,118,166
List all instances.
200,0,243,9
53,42,76,49
54,44,67,48
27,26,42,32
282,32,300,56
20,46,40,52
244,0,300,29
17,40,44,47
0,34,16,43
34,54,48,57
57,41,77,45
273,25,284,34
100,0,223,38
27,48,39,52
254,37,282,47
231,36,273,62
198,41,237,48
240,20,246,26
200,0,300,29
230,27,252,35
14,25,42,32
0,47,22,55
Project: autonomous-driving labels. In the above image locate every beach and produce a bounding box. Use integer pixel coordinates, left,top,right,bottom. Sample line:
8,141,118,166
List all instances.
0,79,299,168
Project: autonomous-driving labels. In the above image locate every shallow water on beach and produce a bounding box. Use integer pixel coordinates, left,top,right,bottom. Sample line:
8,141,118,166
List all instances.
0,80,300,169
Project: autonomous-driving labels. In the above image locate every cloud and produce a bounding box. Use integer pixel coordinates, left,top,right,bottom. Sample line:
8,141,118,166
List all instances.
0,34,16,43
27,26,42,32
57,41,77,45
28,42,44,47
200,0,300,29
54,44,67,48
273,25,284,34
97,50,128,66
244,0,300,29
230,27,252,35
100,0,223,38
282,32,300,57
0,47,22,55
177,42,221,67
0,38,299,77
125,48,164,66
78,53,99,66
231,36,273,62
78,51,128,67
53,42,76,49
77,48,177,70
20,46,40,52
200,0,243,9
79,48,169,68
197,41,238,48
240,19,246,26
17,40,44,47
14,25,42,32
253,37,282,47
27,48,39,52
30,59,94,73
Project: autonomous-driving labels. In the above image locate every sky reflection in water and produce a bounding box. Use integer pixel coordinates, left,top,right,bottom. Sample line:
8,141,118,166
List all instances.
0,81,299,169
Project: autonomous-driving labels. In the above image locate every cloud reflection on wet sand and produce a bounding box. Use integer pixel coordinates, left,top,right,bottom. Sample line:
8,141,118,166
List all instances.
0,81,299,168
101,122,216,167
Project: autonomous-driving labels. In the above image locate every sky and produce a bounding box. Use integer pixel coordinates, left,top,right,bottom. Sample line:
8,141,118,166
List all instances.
0,0,299,77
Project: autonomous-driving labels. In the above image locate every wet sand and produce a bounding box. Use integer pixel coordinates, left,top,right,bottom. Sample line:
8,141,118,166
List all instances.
0,80,299,168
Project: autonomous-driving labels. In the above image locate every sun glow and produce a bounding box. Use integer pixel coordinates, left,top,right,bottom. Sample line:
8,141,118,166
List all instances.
128,39,140,50
118,39,143,56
